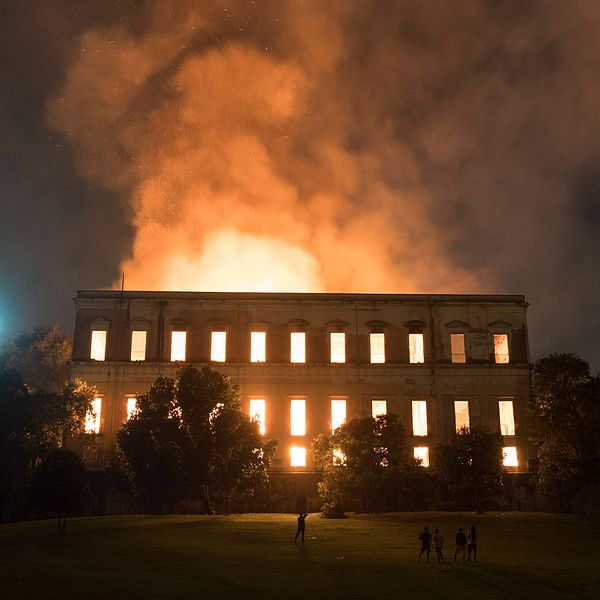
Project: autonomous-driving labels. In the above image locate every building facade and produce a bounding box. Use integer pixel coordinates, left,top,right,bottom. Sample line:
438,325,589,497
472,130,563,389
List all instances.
70,290,531,486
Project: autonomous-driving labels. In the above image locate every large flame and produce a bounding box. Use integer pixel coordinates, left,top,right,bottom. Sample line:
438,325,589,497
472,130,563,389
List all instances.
122,228,323,292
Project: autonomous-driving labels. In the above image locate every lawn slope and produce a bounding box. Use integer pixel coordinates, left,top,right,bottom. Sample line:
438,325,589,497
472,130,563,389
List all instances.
0,512,598,599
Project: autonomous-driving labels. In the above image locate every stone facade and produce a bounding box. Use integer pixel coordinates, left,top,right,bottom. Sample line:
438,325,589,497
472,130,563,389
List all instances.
70,291,531,478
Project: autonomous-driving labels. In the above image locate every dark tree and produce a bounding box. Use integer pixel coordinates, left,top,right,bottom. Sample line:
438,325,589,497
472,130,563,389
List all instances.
530,353,600,508
0,368,94,522
313,414,427,515
30,448,88,534
0,326,71,392
117,365,276,513
436,426,504,513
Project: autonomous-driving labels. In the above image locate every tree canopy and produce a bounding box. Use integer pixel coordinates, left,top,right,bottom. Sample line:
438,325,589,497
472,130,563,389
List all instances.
117,365,276,513
313,414,432,515
0,326,71,392
436,426,504,513
530,353,600,506
0,368,94,522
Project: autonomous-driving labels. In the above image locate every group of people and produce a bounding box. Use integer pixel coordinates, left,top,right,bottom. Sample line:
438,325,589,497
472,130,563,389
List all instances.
294,513,478,564
418,525,477,564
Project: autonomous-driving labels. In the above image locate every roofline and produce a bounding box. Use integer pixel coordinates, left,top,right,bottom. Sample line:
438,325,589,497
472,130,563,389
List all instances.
74,290,528,305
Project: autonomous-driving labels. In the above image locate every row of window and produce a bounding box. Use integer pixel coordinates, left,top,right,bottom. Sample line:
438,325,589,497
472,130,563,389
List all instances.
89,329,511,365
85,396,518,468
85,396,516,441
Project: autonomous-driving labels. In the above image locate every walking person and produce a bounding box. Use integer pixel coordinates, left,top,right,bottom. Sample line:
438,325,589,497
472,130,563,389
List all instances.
417,526,432,563
294,513,307,544
454,527,467,562
467,525,477,561
432,528,446,564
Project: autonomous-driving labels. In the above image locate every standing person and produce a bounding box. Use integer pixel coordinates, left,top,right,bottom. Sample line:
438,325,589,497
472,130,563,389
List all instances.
467,525,477,561
417,526,432,563
432,528,446,564
454,527,467,562
295,513,307,544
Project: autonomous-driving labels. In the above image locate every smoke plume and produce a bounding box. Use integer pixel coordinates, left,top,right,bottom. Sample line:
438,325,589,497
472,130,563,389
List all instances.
47,1,484,293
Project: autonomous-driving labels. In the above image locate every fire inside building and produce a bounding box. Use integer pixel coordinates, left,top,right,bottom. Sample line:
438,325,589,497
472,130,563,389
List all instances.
70,290,531,508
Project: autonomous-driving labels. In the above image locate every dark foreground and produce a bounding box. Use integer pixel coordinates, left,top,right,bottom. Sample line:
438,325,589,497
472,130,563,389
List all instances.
0,512,598,599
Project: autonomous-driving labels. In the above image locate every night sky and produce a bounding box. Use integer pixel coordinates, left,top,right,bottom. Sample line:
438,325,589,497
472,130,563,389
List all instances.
1,1,599,368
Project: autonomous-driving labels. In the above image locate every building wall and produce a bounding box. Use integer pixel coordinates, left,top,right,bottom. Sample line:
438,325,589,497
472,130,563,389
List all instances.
69,291,531,475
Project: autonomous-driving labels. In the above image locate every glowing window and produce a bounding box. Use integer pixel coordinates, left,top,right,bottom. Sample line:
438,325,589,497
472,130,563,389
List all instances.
333,448,346,464
85,397,102,433
503,446,518,467
211,331,227,362
331,399,347,432
126,396,137,420
499,400,516,436
414,446,430,467
290,332,306,363
170,331,186,361
90,330,107,361
371,400,387,418
250,331,266,363
370,333,385,363
290,399,306,436
330,332,346,363
454,400,470,431
450,333,466,363
290,446,306,467
412,400,428,436
249,399,266,435
409,333,424,364
130,330,147,361
494,334,510,364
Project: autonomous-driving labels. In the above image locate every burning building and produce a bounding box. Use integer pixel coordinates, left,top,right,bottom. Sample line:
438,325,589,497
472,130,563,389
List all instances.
70,289,531,504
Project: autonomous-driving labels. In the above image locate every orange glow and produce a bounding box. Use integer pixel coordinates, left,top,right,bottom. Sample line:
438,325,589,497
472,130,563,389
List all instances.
249,399,266,435
126,396,137,420
454,400,470,431
211,331,227,362
130,330,147,361
290,446,306,467
333,448,346,464
90,330,107,361
85,397,102,433
503,446,518,467
331,399,346,432
371,400,387,418
290,332,306,363
250,331,266,363
409,333,424,363
414,446,430,467
370,333,385,363
450,333,466,363
290,399,306,435
171,331,187,361
499,399,516,435
494,334,510,364
330,332,345,363
412,400,428,436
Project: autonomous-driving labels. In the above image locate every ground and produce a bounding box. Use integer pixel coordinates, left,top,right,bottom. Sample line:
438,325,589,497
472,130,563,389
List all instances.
0,512,598,599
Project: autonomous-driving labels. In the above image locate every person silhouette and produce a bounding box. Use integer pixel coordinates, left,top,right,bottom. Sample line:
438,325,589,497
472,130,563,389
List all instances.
454,527,467,562
467,525,477,561
295,513,307,544
417,526,432,562
432,528,446,563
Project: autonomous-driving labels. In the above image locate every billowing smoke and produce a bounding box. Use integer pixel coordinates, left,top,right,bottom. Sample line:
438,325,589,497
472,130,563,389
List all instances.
46,1,600,363
47,1,482,293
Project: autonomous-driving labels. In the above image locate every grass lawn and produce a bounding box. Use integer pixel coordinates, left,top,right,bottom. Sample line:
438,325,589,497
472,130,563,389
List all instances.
0,512,598,599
